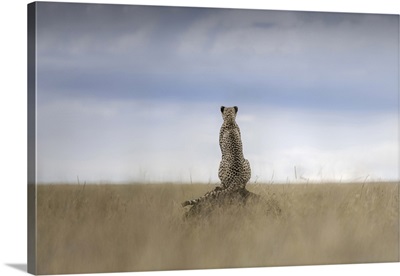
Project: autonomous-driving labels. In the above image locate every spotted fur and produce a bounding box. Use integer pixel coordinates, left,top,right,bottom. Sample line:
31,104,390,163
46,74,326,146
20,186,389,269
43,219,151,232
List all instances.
182,106,251,207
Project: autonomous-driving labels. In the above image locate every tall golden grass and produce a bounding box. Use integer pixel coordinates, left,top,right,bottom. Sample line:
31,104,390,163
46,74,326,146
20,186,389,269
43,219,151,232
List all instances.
36,182,399,274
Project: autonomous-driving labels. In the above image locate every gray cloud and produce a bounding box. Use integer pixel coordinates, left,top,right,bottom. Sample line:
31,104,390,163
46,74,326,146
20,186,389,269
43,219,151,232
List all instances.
37,4,398,112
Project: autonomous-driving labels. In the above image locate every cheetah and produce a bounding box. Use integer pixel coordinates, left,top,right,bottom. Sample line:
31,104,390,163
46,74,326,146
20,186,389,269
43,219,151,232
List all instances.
182,106,251,207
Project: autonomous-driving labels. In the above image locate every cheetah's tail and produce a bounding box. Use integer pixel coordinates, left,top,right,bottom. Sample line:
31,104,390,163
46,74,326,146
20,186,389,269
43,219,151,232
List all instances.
181,200,196,207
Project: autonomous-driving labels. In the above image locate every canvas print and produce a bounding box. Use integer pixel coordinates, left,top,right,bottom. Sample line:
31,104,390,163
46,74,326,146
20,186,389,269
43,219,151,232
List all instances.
28,2,399,275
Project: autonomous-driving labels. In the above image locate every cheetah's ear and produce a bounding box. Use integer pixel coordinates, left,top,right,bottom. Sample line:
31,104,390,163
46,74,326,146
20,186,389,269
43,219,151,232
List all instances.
234,106,238,113
220,106,225,113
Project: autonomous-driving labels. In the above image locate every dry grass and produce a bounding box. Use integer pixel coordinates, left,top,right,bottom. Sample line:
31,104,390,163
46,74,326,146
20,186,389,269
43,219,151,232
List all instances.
36,182,399,274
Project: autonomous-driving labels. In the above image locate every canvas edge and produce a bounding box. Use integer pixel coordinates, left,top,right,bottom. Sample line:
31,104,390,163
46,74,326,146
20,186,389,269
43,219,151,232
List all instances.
395,12,400,264
27,2,37,275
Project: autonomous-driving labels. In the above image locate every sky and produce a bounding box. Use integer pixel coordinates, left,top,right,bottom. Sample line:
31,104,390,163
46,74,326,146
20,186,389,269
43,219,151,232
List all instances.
35,2,399,184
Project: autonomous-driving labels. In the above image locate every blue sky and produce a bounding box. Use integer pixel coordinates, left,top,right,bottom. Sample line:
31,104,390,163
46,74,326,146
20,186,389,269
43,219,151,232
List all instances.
35,3,399,183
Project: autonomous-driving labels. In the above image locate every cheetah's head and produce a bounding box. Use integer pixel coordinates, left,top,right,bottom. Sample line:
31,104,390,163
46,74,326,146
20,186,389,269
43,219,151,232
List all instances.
220,106,238,124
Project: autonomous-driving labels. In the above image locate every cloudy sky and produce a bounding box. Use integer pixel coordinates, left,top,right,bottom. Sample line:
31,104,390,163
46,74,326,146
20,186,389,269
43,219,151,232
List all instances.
35,2,399,184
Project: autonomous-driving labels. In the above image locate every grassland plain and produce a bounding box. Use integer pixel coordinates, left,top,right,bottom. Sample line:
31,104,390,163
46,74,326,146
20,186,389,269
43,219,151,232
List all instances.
36,182,399,275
